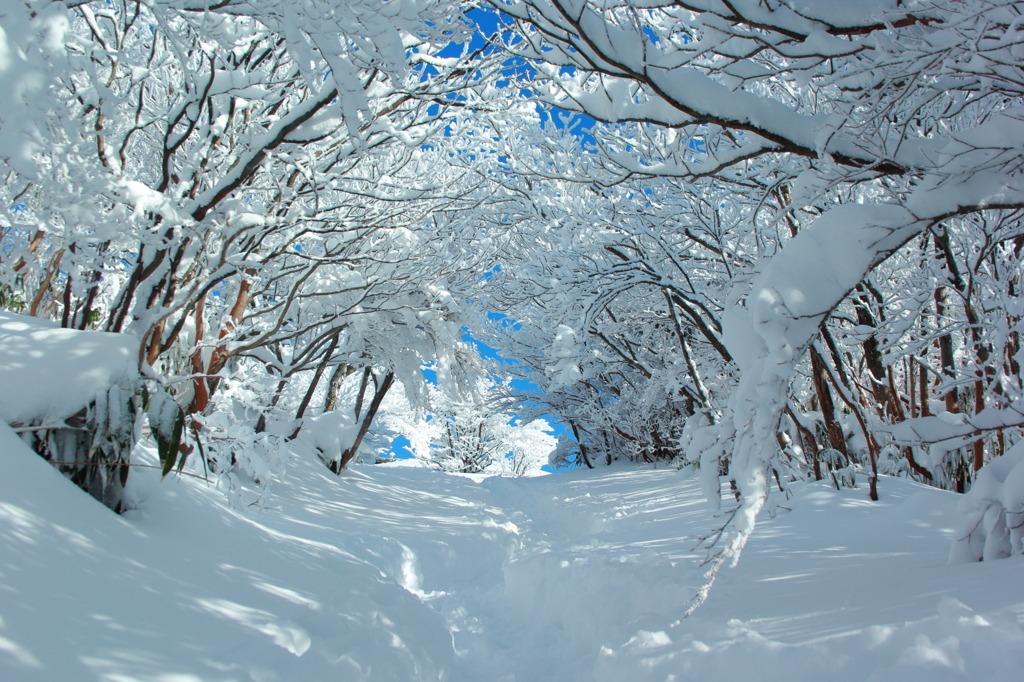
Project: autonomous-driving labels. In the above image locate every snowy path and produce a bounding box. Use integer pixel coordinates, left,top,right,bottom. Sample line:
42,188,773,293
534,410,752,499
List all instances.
453,468,1024,681
2,423,1023,681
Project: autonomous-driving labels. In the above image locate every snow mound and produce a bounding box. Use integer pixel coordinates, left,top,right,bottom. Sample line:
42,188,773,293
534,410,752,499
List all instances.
0,311,138,424
469,468,1024,681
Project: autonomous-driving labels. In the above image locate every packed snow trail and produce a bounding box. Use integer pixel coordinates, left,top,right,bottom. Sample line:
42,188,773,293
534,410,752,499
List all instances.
465,468,1024,681
2,425,1023,681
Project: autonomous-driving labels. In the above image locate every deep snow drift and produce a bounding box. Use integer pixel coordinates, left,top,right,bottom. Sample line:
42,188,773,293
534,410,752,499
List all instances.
1,424,1022,681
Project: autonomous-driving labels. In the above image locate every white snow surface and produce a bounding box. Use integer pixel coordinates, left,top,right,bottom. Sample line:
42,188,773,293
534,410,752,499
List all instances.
1,424,1022,681
0,311,139,424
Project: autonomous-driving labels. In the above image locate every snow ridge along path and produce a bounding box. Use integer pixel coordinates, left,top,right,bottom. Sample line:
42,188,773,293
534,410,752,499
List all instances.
2,425,1023,681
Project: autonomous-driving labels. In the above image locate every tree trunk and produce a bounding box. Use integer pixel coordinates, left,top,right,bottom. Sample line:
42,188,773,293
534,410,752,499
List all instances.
853,285,895,419
784,404,820,480
29,249,63,317
918,354,931,417
324,363,353,412
571,422,594,469
887,366,933,481
333,371,395,473
809,346,848,460
293,334,341,422
353,367,372,421
254,378,287,434
188,293,209,414
814,343,880,500
934,284,959,414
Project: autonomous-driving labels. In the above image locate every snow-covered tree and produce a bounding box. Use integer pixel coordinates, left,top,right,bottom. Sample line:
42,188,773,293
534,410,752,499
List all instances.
466,0,1024,592
0,0,517,501
415,380,555,475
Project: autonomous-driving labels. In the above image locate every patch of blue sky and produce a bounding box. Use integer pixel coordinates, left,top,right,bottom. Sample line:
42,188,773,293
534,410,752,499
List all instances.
434,7,497,59
389,434,415,459
461,324,573,458
426,8,599,150
461,325,515,364
536,106,597,145
380,9,602,466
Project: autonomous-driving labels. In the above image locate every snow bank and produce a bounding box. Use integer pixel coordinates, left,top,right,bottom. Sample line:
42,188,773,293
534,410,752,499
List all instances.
0,311,138,424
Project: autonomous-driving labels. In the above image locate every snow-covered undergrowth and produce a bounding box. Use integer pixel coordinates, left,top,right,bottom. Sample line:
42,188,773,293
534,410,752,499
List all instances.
2,427,1022,681
952,439,1024,563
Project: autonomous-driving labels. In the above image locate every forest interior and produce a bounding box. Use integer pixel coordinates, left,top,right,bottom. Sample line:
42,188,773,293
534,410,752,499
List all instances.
1,0,1024,680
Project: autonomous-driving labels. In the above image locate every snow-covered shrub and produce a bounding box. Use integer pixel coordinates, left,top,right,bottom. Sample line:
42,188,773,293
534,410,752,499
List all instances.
821,449,858,490
294,409,360,471
548,438,584,471
0,311,141,511
950,440,1024,563
189,370,292,508
27,385,141,513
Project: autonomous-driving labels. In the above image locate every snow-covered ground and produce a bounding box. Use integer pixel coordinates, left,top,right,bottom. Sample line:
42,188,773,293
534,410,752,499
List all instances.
2,423,1022,681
